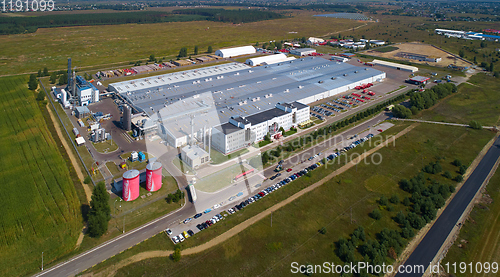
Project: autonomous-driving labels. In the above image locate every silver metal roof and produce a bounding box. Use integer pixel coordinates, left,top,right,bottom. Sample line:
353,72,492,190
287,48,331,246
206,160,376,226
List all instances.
109,57,385,139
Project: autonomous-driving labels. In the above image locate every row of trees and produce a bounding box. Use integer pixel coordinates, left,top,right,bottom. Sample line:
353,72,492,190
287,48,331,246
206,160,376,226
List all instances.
392,83,457,118
178,46,213,58
166,189,184,204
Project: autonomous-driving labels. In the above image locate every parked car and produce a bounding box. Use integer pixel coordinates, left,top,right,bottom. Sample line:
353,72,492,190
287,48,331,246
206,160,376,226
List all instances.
286,168,292,172
183,218,192,224
165,228,172,236
172,236,180,244
194,213,202,219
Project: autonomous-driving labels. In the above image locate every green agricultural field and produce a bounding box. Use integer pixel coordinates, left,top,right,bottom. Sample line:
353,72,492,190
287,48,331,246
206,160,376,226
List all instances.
0,11,361,75
419,73,500,127
98,123,494,277
0,76,81,277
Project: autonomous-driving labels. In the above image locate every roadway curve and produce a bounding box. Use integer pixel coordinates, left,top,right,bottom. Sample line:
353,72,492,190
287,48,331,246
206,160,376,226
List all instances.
396,136,500,276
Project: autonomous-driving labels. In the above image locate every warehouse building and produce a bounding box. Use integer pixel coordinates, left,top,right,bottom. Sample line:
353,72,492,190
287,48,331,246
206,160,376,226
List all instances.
245,53,295,66
108,57,386,154
215,46,256,58
371,59,418,72
290,48,317,56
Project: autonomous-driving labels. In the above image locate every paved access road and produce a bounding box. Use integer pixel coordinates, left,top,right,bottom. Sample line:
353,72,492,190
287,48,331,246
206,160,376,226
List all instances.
396,136,500,277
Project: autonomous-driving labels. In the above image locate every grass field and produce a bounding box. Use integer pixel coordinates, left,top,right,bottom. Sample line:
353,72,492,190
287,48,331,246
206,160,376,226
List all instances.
194,163,251,193
0,11,361,75
210,147,249,164
441,167,500,277
89,122,494,276
0,76,81,277
419,73,500,127
92,139,119,153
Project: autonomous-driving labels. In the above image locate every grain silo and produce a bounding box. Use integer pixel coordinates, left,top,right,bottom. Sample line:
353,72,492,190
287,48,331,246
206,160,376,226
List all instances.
146,162,162,192
122,105,131,131
122,169,140,201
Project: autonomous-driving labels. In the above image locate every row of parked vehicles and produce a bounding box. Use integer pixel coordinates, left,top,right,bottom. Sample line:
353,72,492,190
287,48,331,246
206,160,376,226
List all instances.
227,133,378,217
166,133,378,244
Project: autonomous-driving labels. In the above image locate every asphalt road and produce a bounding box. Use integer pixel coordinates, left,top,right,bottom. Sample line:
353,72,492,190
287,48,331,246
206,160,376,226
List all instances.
396,136,500,276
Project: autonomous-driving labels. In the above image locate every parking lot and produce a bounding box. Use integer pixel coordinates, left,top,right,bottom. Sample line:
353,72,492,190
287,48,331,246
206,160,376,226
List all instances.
164,120,395,244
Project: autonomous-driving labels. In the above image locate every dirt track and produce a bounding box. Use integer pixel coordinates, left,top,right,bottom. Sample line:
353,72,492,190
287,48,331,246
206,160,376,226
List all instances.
87,124,418,277
46,103,91,250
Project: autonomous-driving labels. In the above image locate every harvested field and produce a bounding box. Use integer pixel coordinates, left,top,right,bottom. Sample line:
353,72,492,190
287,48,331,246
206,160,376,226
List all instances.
365,42,472,68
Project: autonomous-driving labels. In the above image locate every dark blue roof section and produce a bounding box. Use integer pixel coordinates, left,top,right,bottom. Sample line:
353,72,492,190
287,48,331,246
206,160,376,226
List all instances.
479,34,500,39
76,75,91,89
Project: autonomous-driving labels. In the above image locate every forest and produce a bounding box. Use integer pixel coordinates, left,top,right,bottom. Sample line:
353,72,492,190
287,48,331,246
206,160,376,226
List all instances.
0,9,283,35
172,8,284,24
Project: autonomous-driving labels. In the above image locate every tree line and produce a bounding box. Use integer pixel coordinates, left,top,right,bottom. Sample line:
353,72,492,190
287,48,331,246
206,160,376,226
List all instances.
0,11,207,35
334,158,466,275
172,8,284,24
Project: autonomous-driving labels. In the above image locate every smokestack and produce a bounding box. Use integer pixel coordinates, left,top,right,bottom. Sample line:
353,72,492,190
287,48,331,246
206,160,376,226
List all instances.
67,58,72,93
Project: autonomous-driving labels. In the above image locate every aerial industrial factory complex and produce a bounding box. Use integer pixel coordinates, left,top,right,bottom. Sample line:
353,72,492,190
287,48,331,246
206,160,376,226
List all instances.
108,49,386,155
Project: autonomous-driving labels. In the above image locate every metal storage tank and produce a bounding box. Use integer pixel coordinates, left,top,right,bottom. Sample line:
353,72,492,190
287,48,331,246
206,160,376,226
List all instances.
122,105,131,131
146,162,162,192
123,169,140,201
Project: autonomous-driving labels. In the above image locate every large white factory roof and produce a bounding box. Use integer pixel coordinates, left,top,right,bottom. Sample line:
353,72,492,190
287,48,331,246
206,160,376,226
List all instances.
215,46,256,58
245,53,295,66
371,59,418,72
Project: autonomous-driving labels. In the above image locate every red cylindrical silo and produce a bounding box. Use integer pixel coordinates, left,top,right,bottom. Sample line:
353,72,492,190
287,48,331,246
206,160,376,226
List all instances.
146,162,162,192
123,169,140,201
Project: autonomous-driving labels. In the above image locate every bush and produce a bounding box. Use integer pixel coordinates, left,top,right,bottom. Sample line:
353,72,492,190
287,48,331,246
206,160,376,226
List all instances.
171,245,181,262
84,175,92,184
453,175,464,182
36,90,45,101
389,194,400,204
452,159,462,167
319,227,327,234
378,196,388,206
458,165,467,175
370,208,382,220
402,197,411,206
442,170,452,179
469,120,482,130
28,74,38,90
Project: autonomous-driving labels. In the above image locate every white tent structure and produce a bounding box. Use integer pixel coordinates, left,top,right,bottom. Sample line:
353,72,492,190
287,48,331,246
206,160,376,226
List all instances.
215,46,256,58
245,54,295,66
